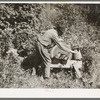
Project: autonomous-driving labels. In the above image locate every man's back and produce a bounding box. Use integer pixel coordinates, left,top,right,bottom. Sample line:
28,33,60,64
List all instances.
38,29,58,47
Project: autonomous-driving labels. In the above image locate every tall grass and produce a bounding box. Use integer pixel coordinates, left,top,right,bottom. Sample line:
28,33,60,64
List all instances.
0,4,100,88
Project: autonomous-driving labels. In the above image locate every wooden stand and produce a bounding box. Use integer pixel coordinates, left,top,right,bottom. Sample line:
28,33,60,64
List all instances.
50,60,82,78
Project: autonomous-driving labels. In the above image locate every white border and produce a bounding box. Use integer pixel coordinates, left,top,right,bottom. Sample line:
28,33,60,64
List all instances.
0,1,100,98
0,1,100,4
0,89,100,98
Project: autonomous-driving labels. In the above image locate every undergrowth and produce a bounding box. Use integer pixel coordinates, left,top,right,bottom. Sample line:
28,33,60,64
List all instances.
0,4,100,88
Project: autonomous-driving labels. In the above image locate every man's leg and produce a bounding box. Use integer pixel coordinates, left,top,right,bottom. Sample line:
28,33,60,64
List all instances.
41,48,51,78
36,42,51,78
43,62,51,79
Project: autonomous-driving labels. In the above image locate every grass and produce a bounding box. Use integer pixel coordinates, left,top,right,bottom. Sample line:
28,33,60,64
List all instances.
0,56,93,89
0,47,99,88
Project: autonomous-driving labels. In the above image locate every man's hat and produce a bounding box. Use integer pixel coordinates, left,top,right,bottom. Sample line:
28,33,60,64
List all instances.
56,24,65,33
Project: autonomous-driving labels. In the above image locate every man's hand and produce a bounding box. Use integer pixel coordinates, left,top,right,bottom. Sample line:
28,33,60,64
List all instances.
70,50,77,54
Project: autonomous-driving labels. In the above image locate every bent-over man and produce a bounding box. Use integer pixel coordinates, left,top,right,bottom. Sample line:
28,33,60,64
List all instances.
36,25,76,79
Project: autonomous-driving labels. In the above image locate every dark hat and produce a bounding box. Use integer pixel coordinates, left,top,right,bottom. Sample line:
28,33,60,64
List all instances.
56,24,65,33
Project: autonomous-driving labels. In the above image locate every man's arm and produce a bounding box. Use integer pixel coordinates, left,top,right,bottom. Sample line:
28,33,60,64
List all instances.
51,32,75,53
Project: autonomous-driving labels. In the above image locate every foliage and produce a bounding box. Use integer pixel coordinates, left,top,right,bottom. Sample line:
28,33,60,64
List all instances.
0,4,100,88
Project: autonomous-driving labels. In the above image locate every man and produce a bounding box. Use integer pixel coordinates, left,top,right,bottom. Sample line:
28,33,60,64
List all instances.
36,24,76,79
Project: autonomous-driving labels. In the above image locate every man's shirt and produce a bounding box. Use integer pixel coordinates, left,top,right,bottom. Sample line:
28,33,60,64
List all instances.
38,29,59,47
37,28,71,53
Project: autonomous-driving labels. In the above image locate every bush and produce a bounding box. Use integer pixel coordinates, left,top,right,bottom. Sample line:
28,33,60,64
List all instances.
0,4,100,88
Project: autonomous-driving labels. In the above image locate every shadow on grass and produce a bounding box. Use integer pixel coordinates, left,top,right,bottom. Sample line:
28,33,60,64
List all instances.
21,54,43,76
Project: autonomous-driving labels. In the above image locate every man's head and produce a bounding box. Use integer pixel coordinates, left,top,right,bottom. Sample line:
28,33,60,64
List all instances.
55,24,65,36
